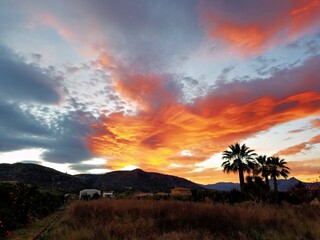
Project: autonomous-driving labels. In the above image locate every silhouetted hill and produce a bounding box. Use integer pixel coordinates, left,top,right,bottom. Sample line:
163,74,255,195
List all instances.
204,182,240,191
0,163,88,193
204,177,318,191
92,168,203,191
0,163,202,193
75,174,103,186
271,177,300,191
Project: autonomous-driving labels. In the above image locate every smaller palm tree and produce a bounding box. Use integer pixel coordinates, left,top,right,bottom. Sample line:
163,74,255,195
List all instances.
268,156,290,203
254,155,271,190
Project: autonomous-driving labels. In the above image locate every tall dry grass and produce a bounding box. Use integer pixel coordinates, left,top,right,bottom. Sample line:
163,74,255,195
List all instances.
47,199,320,240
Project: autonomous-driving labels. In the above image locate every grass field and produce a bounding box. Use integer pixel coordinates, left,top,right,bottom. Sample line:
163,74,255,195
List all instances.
44,199,320,240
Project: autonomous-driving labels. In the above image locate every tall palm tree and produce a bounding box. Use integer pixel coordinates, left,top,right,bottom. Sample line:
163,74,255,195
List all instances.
222,143,257,193
268,156,290,203
254,155,270,190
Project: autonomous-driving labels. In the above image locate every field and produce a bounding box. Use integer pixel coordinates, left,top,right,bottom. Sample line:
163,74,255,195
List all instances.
44,199,320,240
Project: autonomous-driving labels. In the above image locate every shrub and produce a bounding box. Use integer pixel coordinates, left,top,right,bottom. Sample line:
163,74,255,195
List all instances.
0,182,64,237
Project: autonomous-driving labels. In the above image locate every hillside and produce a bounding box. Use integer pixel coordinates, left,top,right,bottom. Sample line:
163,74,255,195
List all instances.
92,168,202,191
0,163,202,193
204,177,319,191
204,182,240,191
0,163,88,193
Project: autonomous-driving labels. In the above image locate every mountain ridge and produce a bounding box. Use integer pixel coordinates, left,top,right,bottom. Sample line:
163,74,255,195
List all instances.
0,163,202,193
204,177,319,192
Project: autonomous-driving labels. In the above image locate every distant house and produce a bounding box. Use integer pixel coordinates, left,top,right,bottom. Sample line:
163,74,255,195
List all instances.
79,189,101,200
134,192,153,198
103,191,114,198
170,187,192,196
156,192,169,197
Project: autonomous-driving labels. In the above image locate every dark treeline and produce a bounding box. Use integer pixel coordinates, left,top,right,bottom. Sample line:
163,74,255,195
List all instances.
0,181,64,238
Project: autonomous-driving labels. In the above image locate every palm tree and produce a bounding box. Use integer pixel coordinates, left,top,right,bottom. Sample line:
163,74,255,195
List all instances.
222,143,257,193
268,156,290,203
254,155,270,190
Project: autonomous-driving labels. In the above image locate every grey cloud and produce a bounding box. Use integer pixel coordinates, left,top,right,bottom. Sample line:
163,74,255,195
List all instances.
20,160,42,164
0,100,95,164
3,0,201,73
0,101,50,138
0,46,61,103
40,111,95,163
31,53,42,61
217,66,235,82
33,0,202,73
69,164,105,172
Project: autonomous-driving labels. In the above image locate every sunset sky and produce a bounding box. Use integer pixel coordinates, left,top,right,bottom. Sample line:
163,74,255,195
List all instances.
0,0,319,184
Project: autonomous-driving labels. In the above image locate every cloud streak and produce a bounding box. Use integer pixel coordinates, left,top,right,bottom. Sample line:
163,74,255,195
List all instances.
275,134,320,156
199,0,320,54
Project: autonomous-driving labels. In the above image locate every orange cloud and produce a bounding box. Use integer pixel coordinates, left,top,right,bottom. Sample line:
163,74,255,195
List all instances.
87,55,320,183
41,14,74,41
275,142,312,156
288,159,320,182
310,118,320,128
38,12,106,58
275,134,320,156
199,0,320,54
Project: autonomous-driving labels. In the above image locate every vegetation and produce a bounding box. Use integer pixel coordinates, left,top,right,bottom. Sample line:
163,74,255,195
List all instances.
254,155,270,190
0,181,64,238
222,143,291,203
45,199,320,240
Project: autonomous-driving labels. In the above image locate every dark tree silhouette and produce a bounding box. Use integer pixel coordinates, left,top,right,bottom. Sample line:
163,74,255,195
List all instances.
222,143,257,193
245,175,268,202
254,155,271,190
268,156,290,203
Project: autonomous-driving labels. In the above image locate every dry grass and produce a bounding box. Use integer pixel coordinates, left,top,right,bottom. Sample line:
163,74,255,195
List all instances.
9,209,63,240
46,199,320,240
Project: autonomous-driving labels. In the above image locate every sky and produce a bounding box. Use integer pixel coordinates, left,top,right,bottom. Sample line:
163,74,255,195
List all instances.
0,0,320,184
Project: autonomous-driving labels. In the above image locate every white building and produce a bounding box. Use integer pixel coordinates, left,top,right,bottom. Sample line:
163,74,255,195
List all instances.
79,189,101,199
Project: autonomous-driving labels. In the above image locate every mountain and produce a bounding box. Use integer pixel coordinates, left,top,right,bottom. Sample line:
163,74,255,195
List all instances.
0,163,202,193
75,174,103,186
204,182,240,191
204,177,318,192
270,177,300,191
0,163,88,193
92,168,202,192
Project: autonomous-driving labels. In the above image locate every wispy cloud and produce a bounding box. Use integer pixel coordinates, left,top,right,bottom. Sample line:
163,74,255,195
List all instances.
199,0,320,55
275,134,320,156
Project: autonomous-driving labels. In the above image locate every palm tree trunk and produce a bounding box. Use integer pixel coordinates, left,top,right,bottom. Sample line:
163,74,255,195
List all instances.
239,168,245,193
265,175,270,190
273,177,278,203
